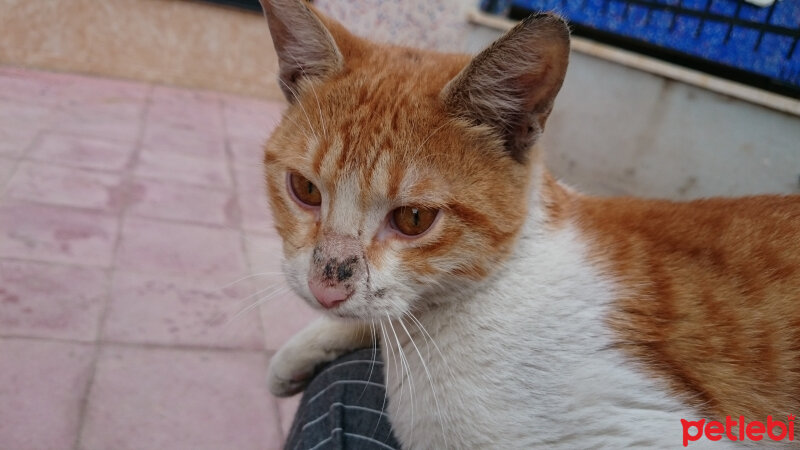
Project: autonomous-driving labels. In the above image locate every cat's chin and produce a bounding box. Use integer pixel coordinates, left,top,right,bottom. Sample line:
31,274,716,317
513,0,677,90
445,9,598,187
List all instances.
322,310,367,321
320,302,410,322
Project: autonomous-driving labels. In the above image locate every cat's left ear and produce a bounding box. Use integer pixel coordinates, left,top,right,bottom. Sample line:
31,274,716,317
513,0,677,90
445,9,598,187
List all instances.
441,14,570,162
259,0,344,103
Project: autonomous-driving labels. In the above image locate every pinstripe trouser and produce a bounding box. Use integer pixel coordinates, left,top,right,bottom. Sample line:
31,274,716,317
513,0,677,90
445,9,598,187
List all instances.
284,348,402,450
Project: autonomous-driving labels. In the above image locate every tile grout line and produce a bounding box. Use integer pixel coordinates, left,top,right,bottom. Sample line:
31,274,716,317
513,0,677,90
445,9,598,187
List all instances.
0,65,281,105
0,333,277,356
71,82,155,450
9,158,131,176
0,254,284,289
18,127,137,144
1,195,247,230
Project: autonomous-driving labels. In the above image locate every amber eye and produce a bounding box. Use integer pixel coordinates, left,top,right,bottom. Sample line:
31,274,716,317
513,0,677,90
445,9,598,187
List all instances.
390,206,438,237
288,172,322,207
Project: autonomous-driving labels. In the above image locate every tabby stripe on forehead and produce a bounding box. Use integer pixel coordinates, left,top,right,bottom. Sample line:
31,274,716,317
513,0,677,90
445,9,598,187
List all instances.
336,119,355,172
360,149,386,209
363,144,384,183
322,140,348,186
386,162,405,200
365,76,392,114
312,136,329,177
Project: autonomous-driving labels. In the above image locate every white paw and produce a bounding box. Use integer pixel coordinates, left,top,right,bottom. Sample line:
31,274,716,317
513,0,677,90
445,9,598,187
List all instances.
267,341,320,397
267,330,346,397
267,318,370,397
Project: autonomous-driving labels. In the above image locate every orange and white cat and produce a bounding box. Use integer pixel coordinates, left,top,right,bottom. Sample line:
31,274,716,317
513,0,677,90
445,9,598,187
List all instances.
259,0,800,447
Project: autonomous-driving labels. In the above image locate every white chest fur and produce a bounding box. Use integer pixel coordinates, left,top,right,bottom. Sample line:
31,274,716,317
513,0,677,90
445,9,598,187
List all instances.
380,222,711,449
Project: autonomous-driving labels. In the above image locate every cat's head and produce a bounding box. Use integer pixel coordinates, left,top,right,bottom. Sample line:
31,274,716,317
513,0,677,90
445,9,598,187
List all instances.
260,0,569,320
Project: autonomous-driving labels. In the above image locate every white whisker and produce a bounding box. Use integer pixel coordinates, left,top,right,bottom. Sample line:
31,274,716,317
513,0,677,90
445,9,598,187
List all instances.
225,286,290,326
387,316,415,443
285,50,328,139
277,77,322,143
234,283,285,309
405,312,469,445
360,320,378,400
407,122,449,164
219,272,284,290
399,315,449,449
405,312,459,387
380,318,403,406
373,320,394,439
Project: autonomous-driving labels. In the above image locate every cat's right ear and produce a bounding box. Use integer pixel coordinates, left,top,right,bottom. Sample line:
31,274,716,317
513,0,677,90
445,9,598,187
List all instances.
441,14,570,162
259,0,344,103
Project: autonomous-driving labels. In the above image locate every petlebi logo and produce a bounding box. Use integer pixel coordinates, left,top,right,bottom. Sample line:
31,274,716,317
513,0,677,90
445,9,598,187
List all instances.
681,415,796,447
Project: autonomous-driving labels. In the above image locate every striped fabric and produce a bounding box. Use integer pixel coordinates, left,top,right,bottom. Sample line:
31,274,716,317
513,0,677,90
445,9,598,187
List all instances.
284,348,401,450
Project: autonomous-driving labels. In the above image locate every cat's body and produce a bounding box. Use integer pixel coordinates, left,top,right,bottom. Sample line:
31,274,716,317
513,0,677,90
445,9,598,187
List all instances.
381,178,800,448
382,183,698,448
257,1,800,448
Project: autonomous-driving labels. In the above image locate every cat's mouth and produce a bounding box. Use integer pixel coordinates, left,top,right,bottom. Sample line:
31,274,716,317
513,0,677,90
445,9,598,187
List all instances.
326,309,362,319
324,287,392,319
297,281,409,322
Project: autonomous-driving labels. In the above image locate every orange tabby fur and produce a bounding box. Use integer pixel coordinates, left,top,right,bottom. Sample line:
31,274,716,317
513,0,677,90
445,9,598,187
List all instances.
263,2,800,426
574,192,800,419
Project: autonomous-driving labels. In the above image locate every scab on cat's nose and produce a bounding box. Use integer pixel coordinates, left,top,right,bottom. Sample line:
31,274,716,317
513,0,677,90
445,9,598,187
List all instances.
316,249,358,282
320,255,359,282
321,257,356,282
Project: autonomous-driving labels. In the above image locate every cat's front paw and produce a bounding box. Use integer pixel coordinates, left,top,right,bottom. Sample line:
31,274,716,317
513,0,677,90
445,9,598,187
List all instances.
267,342,319,397
267,318,370,397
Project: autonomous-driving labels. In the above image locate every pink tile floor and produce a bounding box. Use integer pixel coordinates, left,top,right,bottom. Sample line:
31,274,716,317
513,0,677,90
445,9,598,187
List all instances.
0,67,317,450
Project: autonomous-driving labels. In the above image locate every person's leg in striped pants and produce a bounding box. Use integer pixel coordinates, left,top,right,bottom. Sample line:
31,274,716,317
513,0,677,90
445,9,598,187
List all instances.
284,348,401,450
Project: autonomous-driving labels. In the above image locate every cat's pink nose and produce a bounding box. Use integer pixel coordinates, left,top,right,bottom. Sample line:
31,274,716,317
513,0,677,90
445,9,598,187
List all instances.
308,279,353,309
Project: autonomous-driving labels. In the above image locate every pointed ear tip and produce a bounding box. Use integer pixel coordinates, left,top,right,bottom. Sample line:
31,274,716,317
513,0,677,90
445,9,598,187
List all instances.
259,0,310,10
257,0,276,15
520,12,571,42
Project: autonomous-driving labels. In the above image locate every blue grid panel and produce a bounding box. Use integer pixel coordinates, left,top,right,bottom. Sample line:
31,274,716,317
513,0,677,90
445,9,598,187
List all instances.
510,0,800,88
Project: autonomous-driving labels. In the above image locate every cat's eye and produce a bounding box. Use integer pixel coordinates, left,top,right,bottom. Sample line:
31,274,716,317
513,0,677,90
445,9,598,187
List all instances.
390,206,439,237
288,172,322,207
